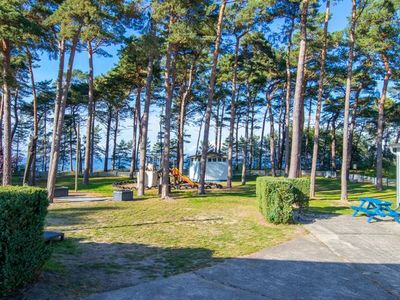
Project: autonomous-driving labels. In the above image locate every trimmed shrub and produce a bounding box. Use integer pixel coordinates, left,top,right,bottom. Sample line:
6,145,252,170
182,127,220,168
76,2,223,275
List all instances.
0,186,50,296
256,177,310,224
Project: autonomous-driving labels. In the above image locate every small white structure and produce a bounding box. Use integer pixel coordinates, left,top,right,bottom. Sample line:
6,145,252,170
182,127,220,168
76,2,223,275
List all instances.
136,164,158,188
189,152,227,182
390,143,400,208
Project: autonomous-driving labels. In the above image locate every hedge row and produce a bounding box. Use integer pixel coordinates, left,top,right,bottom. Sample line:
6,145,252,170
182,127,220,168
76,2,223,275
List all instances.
0,186,50,296
256,177,310,224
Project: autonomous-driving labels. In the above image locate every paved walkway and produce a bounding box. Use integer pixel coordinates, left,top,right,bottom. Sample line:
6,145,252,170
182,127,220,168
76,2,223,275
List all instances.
55,192,110,202
87,215,400,299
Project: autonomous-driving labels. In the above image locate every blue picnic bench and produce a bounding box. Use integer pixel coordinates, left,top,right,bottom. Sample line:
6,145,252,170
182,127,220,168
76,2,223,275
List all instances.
351,197,400,223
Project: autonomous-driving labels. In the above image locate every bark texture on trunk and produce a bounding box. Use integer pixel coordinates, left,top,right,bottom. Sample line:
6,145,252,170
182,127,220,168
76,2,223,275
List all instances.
112,110,119,171
340,0,356,201
288,0,309,178
284,11,295,177
331,116,338,172
129,87,141,179
310,0,330,198
1,39,12,185
347,84,363,178
83,41,95,185
267,92,276,176
177,62,195,173
161,17,175,199
103,106,112,171
23,50,39,185
227,35,241,188
241,85,250,185
376,53,391,191
259,106,268,170
198,0,227,194
47,34,79,202
137,39,154,197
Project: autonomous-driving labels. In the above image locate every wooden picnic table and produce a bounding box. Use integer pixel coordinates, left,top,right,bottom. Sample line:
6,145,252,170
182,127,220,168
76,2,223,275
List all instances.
351,197,400,223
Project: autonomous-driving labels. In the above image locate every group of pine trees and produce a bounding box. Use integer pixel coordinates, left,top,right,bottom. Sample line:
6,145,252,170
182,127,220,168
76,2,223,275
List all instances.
0,0,399,201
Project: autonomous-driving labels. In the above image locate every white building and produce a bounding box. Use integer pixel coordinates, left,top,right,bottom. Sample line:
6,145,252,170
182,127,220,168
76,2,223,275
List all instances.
189,152,227,182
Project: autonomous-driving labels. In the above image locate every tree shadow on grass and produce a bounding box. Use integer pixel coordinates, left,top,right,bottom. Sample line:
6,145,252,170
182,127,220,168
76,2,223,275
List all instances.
16,239,220,300
18,237,400,300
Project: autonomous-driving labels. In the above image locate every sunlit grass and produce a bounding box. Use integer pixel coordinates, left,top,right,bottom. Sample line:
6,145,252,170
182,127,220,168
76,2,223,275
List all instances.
310,177,397,215
38,177,302,298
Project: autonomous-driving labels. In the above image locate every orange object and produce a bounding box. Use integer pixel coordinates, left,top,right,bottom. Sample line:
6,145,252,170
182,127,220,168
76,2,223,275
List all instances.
171,168,198,188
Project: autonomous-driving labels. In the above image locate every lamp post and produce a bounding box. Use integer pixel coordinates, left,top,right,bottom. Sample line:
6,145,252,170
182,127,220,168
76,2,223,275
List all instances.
389,143,400,208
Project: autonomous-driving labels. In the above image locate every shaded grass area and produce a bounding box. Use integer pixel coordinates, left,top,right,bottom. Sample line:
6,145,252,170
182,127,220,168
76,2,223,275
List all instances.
24,178,302,299
37,175,130,197
310,177,397,215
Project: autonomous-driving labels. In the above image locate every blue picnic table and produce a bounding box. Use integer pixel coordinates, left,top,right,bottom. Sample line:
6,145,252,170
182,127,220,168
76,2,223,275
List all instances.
351,197,400,223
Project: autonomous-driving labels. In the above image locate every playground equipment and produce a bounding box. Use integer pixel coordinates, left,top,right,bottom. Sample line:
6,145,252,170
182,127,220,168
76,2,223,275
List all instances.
170,167,223,189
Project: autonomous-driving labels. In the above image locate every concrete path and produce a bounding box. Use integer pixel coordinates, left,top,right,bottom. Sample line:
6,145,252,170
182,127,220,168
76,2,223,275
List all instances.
55,193,110,202
87,215,400,299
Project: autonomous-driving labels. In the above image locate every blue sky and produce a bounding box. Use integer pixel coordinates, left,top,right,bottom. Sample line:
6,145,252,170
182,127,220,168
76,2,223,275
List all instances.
33,0,352,155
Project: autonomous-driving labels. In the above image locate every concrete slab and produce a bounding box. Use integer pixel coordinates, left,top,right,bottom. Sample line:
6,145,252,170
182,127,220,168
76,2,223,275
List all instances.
54,195,110,202
87,215,400,300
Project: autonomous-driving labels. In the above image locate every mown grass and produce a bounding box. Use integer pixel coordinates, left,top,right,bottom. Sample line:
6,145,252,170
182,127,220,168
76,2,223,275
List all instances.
38,175,128,196
31,175,396,298
309,177,397,215
36,177,302,298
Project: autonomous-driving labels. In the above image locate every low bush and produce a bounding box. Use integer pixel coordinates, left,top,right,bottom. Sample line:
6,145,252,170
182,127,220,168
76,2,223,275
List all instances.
0,186,50,296
256,177,310,224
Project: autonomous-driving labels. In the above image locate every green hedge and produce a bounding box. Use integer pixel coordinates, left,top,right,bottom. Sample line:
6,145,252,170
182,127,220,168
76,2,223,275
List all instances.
256,177,310,224
0,186,50,296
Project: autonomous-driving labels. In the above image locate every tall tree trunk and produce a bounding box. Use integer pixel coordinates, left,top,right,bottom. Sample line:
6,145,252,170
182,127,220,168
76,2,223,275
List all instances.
129,87,141,179
198,0,227,194
90,102,96,174
112,110,119,171
248,101,255,170
42,107,47,174
376,53,392,191
331,117,337,172
161,17,176,199
218,98,225,153
259,106,268,170
214,99,220,150
235,113,240,171
340,0,356,201
241,85,250,185
103,106,112,172
288,0,309,178
277,98,283,171
195,114,204,157
177,62,195,173
83,40,95,184
347,84,362,178
69,120,74,172
11,89,19,142
47,33,79,202
23,50,39,185
137,34,155,196
267,91,276,176
227,35,241,188
1,39,12,185
310,0,330,198
49,39,66,175
284,11,295,177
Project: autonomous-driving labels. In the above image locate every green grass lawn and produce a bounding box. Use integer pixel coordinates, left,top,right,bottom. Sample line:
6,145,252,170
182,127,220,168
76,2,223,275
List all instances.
309,177,397,215
38,175,128,196
29,177,302,299
25,175,396,299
